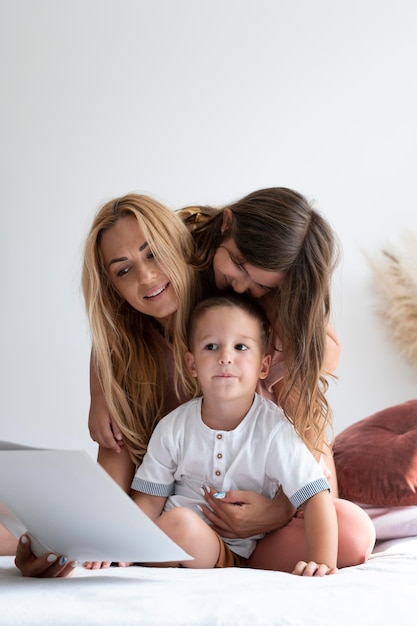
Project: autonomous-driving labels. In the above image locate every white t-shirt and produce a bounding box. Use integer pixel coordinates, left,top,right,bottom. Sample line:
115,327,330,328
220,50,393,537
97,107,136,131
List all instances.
132,393,329,558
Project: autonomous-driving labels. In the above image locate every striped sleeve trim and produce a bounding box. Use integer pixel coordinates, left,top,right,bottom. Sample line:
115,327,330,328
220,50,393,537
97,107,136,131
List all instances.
290,478,330,509
131,476,174,497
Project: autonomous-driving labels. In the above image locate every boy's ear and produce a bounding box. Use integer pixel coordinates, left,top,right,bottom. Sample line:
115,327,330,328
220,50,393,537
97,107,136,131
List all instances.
185,351,198,377
259,354,271,380
221,207,233,233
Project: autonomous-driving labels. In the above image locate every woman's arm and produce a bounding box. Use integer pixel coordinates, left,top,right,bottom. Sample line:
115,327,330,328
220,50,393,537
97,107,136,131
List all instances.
89,352,123,452
97,444,136,493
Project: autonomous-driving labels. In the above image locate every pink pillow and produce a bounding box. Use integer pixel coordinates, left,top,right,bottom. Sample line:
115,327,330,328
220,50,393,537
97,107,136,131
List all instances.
333,400,417,506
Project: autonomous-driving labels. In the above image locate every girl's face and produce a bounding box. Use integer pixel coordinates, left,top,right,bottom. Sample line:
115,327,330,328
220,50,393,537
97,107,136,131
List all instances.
212,237,283,299
99,214,177,326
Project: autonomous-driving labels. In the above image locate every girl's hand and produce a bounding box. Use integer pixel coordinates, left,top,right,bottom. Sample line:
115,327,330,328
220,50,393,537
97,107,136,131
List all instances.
88,401,123,453
15,535,77,578
200,487,295,539
292,560,338,576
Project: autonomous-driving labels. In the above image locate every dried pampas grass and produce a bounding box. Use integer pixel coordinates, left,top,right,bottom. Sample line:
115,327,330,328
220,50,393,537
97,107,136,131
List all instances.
368,233,417,369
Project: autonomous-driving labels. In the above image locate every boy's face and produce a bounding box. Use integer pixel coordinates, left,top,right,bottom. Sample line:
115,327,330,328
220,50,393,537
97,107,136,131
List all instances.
185,305,271,401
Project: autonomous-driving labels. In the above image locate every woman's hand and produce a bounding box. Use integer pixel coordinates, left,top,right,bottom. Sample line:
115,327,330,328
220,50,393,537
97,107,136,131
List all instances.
89,350,123,452
88,400,123,453
15,535,77,578
200,487,295,539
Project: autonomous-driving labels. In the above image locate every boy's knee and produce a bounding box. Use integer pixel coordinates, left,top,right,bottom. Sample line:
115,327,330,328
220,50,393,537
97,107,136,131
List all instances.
163,506,201,531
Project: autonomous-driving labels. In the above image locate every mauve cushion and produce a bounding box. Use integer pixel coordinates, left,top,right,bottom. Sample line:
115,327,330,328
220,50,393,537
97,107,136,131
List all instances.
333,400,417,506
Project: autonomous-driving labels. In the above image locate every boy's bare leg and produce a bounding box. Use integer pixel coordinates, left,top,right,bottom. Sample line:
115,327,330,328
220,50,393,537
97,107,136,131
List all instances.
147,507,220,568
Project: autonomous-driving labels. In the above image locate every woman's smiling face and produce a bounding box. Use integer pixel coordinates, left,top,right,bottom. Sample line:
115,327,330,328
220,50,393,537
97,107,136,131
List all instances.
99,214,178,326
212,237,284,299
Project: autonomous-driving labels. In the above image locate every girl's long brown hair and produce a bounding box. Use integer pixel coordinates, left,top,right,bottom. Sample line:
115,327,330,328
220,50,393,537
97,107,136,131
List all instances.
184,187,339,452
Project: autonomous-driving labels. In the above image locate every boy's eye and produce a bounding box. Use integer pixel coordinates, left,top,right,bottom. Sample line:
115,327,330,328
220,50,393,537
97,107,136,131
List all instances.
205,343,218,351
235,343,248,351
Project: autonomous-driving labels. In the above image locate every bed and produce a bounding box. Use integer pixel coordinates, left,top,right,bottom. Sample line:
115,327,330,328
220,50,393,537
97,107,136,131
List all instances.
1,400,417,625
1,536,416,626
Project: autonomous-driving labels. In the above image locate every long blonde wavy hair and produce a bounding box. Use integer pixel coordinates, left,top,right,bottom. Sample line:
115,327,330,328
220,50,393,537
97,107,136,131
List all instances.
184,187,339,452
82,194,201,466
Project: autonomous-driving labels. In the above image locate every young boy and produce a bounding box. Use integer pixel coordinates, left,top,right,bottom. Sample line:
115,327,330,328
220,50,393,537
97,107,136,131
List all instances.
131,294,338,575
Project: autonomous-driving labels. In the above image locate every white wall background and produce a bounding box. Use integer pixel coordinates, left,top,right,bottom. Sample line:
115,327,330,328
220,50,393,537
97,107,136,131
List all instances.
1,0,417,458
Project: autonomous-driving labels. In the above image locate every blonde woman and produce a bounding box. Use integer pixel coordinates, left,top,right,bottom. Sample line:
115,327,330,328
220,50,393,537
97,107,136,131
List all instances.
14,193,204,576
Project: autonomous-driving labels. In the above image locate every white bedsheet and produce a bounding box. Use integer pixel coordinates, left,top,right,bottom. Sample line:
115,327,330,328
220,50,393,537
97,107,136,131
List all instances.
1,537,416,626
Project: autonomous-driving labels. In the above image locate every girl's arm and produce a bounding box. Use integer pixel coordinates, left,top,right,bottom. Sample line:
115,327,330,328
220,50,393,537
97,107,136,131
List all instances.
272,378,339,497
311,321,341,497
323,323,340,375
292,490,338,576
272,322,341,497
318,448,339,497
89,352,123,452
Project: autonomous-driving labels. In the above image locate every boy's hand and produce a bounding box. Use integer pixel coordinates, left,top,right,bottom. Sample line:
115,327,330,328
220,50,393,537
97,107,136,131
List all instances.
292,560,338,576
